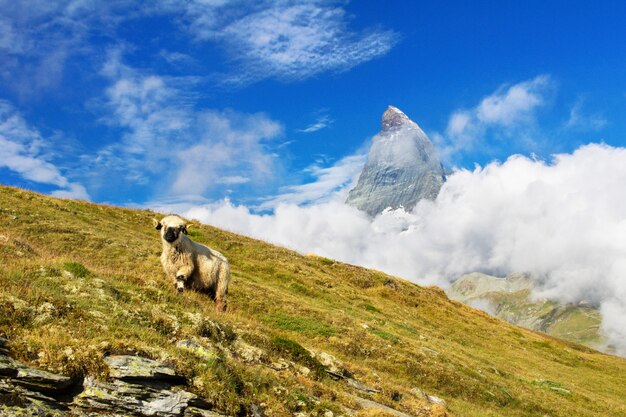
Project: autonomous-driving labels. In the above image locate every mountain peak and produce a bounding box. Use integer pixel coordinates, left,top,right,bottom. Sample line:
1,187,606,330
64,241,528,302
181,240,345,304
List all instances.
346,106,446,216
382,105,414,131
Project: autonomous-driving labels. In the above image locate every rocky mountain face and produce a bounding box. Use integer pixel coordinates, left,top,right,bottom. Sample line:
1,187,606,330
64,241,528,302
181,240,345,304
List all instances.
346,106,446,216
446,272,605,351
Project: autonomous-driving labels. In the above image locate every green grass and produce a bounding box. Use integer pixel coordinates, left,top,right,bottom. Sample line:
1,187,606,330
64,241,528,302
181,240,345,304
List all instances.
270,337,326,379
0,184,625,417
62,261,91,278
265,311,336,337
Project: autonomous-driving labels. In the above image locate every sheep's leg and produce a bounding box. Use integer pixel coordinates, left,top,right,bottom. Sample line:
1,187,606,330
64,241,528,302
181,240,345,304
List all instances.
175,265,194,294
215,267,231,313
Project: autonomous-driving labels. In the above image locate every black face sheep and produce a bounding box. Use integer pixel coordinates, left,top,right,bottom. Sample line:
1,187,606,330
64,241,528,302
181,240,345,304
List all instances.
153,215,230,312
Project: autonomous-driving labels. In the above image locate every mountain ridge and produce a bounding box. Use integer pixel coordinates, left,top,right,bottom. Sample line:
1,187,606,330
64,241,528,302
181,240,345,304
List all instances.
446,272,606,352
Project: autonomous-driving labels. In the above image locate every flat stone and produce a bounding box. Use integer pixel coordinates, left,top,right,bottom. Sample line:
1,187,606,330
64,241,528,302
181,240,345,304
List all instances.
0,353,73,392
0,379,68,416
0,354,19,377
346,378,380,394
105,355,183,383
354,397,413,417
15,363,74,392
410,387,446,408
74,376,197,416
185,408,230,417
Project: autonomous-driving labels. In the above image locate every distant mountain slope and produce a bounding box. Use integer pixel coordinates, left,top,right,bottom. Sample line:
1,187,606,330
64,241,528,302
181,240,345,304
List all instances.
346,106,446,216
446,272,606,351
1,185,625,417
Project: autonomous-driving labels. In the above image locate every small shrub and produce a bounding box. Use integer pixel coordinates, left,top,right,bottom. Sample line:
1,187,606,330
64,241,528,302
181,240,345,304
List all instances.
63,261,90,278
361,303,382,314
197,319,237,344
270,337,326,380
318,257,335,266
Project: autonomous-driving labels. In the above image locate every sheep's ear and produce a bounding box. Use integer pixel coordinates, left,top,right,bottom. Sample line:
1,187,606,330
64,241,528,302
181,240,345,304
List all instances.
184,223,194,234
152,218,162,230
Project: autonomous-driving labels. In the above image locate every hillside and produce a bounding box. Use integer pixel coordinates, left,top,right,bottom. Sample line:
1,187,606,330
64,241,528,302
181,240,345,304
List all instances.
0,185,625,417
446,273,605,351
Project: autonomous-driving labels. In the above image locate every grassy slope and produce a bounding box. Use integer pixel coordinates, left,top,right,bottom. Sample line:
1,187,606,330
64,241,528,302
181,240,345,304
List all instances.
0,185,625,416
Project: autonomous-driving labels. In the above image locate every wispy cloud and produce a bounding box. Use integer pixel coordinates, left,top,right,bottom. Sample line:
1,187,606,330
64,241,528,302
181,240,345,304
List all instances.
436,75,553,162
0,1,398,93
298,114,333,133
565,98,607,131
259,153,366,210
0,1,127,97
0,99,89,199
214,1,399,84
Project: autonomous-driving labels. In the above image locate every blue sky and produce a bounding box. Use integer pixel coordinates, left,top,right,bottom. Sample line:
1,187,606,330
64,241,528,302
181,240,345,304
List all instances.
1,0,625,206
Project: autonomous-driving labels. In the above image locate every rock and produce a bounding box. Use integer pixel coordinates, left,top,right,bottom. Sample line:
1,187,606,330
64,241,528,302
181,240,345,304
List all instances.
410,387,426,399
411,388,447,408
74,376,198,416
346,106,446,216
354,397,413,417
177,340,219,362
269,358,290,371
0,355,75,417
250,403,263,417
323,410,334,417
0,352,73,393
421,347,440,356
0,337,8,349
426,394,446,407
185,408,230,417
232,340,266,364
105,355,184,383
308,350,351,379
346,378,380,394
33,303,57,325
0,354,19,378
14,362,74,393
296,365,311,376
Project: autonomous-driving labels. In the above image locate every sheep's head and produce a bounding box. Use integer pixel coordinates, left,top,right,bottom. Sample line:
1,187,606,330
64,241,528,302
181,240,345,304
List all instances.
153,215,191,243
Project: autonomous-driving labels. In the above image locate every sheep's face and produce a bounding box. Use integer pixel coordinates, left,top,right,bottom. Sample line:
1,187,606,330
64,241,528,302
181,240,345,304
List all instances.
153,215,188,243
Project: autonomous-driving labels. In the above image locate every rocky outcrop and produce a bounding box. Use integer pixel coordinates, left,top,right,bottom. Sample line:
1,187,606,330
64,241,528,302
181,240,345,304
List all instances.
346,106,446,216
0,342,226,417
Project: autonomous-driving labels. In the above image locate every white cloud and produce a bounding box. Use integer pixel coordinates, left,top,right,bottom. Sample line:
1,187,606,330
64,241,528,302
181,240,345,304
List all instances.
92,52,283,198
440,75,553,161
475,76,550,126
0,100,90,199
165,143,626,355
259,153,366,209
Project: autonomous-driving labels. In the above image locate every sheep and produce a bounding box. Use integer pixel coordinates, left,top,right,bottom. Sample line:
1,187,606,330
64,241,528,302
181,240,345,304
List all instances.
153,215,230,312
